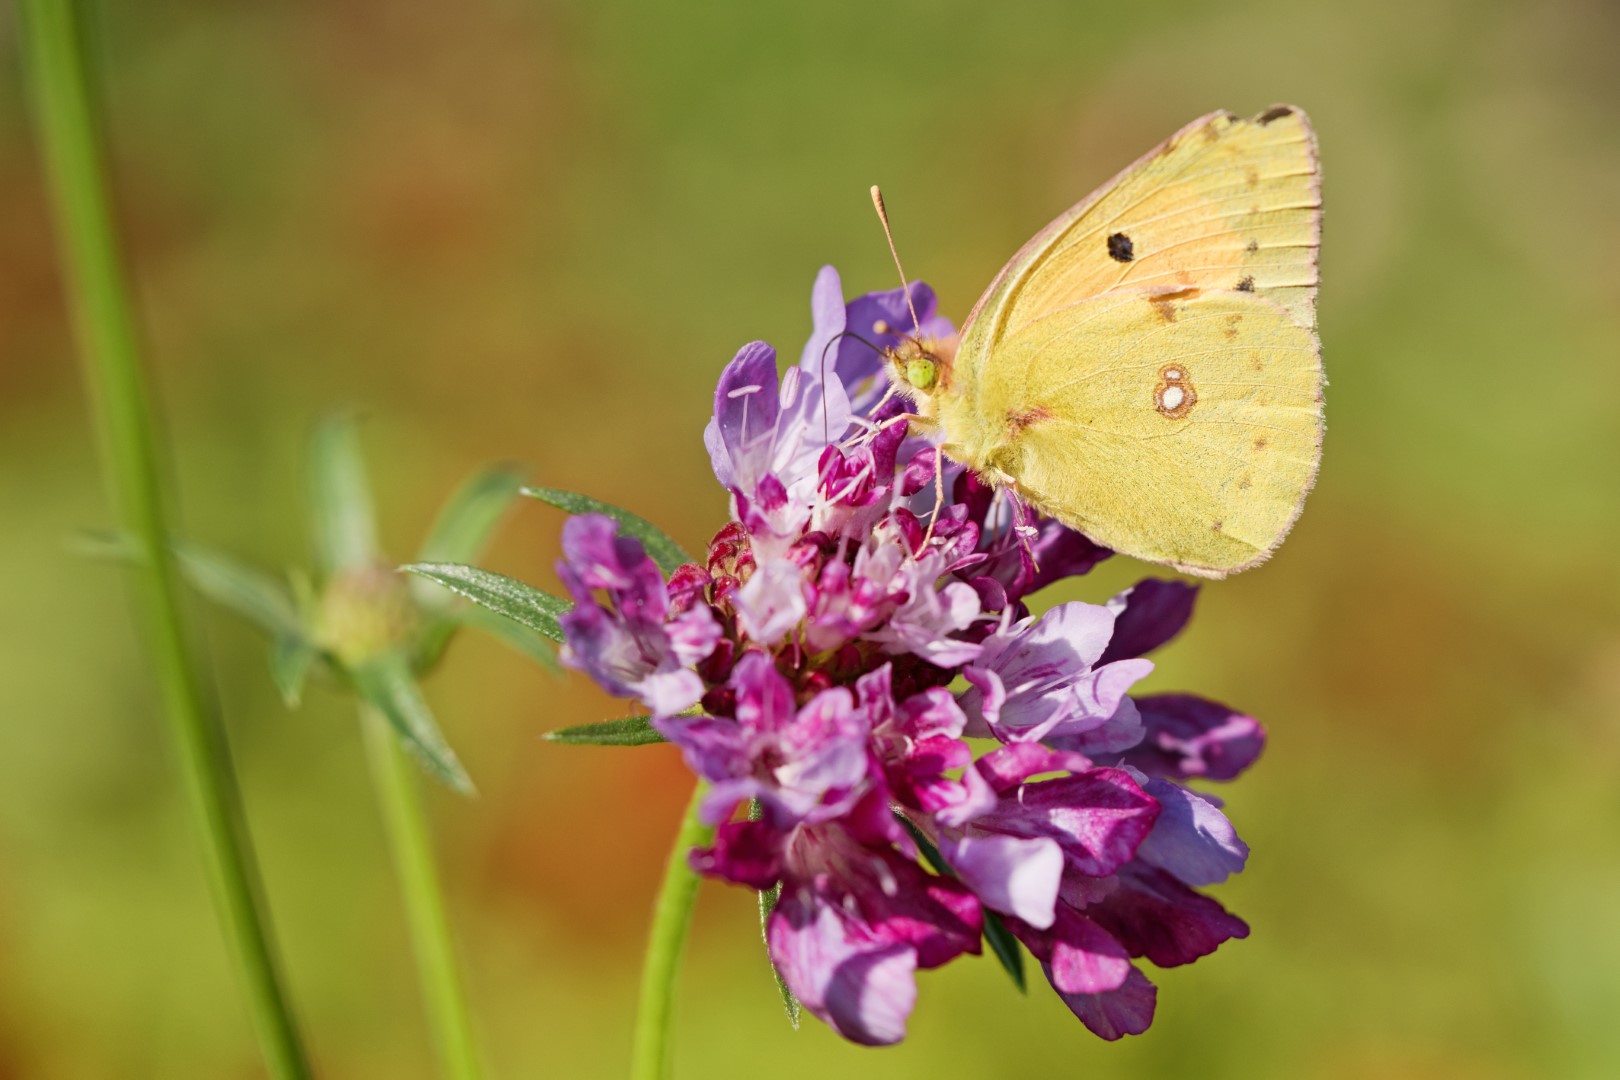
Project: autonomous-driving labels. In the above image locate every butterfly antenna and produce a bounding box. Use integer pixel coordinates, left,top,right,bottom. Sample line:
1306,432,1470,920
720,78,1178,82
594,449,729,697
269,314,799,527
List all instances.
817,329,887,444
870,185,923,337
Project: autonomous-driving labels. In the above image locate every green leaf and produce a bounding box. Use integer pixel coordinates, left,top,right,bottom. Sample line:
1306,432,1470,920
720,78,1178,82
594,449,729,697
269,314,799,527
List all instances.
75,529,304,639
457,603,560,670
411,617,458,673
542,716,666,746
758,879,801,1027
982,911,1027,993
414,464,526,580
752,800,802,1027
400,562,569,644
308,413,379,575
268,634,317,708
520,486,692,576
350,651,474,796
897,811,1026,992
181,546,305,639
407,465,530,671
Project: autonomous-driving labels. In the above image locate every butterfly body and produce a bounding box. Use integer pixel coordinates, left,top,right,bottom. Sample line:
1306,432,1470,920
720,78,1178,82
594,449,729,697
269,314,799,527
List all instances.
893,106,1323,578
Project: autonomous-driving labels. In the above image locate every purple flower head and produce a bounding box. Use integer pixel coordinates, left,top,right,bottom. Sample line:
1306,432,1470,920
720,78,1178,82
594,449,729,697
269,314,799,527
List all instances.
1122,694,1267,781
934,745,1160,929
949,471,1113,608
960,601,1153,752
552,268,1275,1047
1100,578,1200,664
766,805,982,1045
556,515,719,717
658,651,869,830
856,665,977,820
1128,768,1249,887
704,341,850,560
1087,862,1250,970
859,539,984,668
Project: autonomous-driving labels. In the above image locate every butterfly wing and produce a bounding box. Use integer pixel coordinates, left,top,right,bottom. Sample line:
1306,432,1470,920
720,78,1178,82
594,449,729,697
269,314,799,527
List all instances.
949,288,1322,576
938,105,1323,576
956,105,1319,367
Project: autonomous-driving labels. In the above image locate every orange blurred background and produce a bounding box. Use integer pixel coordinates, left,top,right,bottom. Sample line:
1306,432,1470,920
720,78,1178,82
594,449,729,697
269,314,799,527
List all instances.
2,1,1618,1076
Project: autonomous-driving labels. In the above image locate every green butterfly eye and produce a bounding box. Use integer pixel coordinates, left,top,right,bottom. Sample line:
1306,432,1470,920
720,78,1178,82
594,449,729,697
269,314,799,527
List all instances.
905,357,937,392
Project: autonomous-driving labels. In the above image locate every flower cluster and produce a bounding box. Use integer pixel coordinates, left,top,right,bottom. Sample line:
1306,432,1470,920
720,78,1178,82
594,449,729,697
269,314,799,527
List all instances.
558,266,1265,1045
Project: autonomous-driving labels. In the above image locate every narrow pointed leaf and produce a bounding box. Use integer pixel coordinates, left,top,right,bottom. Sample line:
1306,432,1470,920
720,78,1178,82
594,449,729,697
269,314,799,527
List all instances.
520,486,691,576
412,601,560,675
759,880,800,1027
542,716,665,746
415,463,526,576
75,529,303,639
269,634,317,708
412,617,458,674
898,812,1026,991
751,799,802,1027
351,651,474,796
457,603,560,670
181,546,305,639
401,562,568,643
982,911,1027,992
308,413,379,574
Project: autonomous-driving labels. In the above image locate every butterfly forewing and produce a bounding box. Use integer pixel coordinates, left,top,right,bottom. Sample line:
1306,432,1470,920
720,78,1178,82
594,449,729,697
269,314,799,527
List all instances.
938,106,1323,576
956,108,1319,371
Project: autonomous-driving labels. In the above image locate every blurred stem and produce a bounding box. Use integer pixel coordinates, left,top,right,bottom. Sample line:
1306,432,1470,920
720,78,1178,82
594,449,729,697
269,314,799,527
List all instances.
359,704,485,1080
631,781,715,1080
16,3,312,1078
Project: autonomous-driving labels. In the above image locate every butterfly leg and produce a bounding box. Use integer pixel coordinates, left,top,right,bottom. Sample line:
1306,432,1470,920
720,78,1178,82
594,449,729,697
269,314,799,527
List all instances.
921,447,948,548
1007,485,1046,574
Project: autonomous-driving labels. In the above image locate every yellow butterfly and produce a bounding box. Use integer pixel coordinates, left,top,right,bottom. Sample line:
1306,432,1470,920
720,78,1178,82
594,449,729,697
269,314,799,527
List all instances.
889,105,1323,578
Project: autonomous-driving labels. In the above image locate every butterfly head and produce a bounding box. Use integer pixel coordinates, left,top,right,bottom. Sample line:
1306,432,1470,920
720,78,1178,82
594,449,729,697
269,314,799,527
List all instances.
905,353,938,392
885,333,957,402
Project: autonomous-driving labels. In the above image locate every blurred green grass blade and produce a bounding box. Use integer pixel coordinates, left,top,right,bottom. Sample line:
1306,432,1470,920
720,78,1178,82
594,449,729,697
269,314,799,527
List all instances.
401,563,568,643
415,463,526,574
268,635,317,708
351,652,474,796
21,1,314,1071
897,812,1025,991
308,414,378,575
357,703,487,1079
457,604,560,670
75,529,303,639
543,716,666,746
521,486,692,576
750,799,801,1027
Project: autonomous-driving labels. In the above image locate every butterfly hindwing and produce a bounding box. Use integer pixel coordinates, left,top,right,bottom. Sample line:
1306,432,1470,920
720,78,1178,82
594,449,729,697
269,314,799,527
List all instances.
964,288,1321,575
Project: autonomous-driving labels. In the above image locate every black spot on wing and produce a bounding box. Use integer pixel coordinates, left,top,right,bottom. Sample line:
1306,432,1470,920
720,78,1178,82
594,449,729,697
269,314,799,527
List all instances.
1257,105,1294,125
1107,232,1134,262
1236,275,1255,292
1245,239,1260,254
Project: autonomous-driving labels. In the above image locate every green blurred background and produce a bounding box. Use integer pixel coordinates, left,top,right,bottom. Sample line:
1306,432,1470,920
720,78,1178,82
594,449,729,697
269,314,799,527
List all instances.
3,0,1618,1076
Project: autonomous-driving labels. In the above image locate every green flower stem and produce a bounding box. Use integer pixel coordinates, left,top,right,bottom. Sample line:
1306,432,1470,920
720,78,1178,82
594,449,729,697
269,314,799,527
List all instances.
631,780,715,1080
16,3,312,1077
359,704,485,1080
